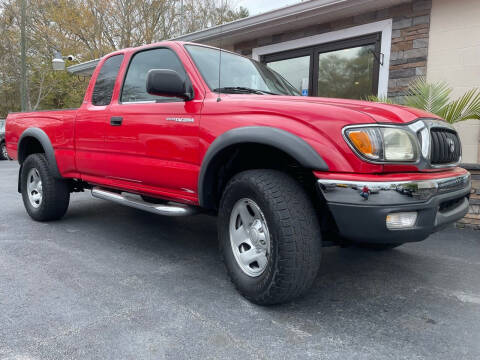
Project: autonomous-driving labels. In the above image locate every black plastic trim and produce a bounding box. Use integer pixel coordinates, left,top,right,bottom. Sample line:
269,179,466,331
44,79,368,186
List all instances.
326,186,471,244
198,126,328,208
18,128,61,178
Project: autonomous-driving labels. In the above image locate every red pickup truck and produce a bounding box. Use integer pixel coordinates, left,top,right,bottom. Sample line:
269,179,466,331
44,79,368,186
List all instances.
5,41,471,304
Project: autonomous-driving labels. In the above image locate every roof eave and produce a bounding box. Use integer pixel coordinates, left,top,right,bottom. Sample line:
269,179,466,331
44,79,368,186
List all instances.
67,59,100,76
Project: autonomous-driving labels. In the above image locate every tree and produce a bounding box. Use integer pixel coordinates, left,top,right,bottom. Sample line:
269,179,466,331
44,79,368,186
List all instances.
0,0,249,117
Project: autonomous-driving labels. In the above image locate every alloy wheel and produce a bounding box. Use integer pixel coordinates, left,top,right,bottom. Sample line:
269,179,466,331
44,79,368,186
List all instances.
27,168,43,208
229,198,271,277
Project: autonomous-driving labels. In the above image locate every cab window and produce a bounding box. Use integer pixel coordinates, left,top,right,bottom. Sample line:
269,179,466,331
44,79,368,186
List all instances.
121,48,187,103
91,55,124,106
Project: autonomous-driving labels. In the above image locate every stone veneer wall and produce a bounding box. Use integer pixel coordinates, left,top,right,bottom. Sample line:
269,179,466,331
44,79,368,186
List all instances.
231,0,480,230
233,0,432,99
456,164,480,230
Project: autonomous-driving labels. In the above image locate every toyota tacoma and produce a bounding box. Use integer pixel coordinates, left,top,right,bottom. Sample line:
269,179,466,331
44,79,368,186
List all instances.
5,42,471,304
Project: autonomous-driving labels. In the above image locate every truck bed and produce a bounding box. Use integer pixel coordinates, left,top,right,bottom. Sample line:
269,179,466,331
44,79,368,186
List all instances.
6,108,78,174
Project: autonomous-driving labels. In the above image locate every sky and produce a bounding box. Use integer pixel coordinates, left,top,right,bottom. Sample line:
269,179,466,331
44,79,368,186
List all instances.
236,0,303,15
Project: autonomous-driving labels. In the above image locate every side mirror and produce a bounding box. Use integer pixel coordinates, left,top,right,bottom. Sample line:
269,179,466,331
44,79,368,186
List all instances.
146,69,193,101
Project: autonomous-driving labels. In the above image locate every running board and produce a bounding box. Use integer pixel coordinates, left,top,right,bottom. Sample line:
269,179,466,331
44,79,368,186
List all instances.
91,187,197,217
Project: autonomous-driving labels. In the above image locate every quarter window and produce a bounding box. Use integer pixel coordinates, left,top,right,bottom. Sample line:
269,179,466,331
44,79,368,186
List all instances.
91,54,124,106
121,48,187,103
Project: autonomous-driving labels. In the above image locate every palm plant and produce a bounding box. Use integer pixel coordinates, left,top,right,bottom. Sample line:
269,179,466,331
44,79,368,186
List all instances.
367,77,480,124
364,94,394,104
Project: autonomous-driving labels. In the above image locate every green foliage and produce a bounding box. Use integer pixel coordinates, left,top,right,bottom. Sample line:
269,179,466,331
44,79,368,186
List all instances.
438,88,480,124
222,6,249,23
404,77,451,115
366,77,480,124
32,69,89,110
0,0,248,117
363,95,394,104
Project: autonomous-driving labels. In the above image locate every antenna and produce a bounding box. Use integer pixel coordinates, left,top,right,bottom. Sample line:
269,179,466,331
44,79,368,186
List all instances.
217,0,225,102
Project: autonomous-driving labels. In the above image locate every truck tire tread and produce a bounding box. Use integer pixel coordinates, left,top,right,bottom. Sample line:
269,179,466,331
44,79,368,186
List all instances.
21,153,70,222
218,169,321,305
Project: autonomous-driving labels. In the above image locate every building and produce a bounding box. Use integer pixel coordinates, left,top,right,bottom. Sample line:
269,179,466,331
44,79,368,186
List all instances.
68,0,480,164
67,0,480,229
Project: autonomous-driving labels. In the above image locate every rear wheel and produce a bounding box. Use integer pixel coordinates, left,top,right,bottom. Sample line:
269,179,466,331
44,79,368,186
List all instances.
21,154,70,221
218,169,321,305
0,141,8,160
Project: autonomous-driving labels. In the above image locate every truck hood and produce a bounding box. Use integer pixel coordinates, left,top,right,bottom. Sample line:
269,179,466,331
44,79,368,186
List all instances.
225,94,442,125
289,96,441,123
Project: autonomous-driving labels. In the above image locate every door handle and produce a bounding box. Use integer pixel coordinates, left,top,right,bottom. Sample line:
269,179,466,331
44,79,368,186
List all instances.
110,116,123,126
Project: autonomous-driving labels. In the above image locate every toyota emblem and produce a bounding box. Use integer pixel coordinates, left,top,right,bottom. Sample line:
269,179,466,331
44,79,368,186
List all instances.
446,138,455,153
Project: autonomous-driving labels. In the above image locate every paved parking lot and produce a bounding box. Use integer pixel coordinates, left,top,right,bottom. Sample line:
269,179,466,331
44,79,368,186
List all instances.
1,160,480,360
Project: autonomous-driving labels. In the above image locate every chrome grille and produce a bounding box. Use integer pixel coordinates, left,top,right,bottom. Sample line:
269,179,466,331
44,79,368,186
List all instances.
430,128,461,165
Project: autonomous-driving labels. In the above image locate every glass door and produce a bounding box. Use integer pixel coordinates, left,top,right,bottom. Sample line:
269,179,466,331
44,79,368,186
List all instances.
262,33,381,100
264,48,313,96
267,55,311,96
316,44,377,99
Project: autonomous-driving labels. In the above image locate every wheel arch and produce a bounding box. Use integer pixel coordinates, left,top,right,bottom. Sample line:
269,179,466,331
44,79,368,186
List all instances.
198,126,328,210
17,128,62,192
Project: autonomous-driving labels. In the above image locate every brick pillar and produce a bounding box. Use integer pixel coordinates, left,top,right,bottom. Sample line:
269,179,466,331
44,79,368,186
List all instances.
388,0,432,100
457,165,480,230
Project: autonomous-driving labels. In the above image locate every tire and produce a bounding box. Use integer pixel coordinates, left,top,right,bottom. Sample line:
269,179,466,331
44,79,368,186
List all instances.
21,153,70,222
0,141,7,160
356,243,403,251
218,169,321,305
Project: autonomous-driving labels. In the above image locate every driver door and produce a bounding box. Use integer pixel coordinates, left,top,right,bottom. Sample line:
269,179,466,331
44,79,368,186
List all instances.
106,47,203,201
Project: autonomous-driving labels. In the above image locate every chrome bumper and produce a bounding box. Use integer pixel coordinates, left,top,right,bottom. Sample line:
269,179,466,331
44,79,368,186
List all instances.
317,173,471,205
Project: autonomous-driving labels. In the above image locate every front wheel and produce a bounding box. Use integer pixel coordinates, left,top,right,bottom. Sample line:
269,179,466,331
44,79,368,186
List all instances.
21,154,70,221
218,170,321,305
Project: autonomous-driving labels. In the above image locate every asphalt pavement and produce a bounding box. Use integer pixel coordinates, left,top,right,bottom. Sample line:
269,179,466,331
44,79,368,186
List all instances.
0,160,479,360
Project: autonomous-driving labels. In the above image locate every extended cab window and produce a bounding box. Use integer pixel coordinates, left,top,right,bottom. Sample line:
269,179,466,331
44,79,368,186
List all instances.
121,48,187,103
91,54,124,106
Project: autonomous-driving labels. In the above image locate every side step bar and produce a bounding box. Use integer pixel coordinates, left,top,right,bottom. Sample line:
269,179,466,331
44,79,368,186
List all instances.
91,187,197,217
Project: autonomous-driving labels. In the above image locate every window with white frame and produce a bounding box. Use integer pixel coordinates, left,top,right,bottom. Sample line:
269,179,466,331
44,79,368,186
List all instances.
252,19,393,99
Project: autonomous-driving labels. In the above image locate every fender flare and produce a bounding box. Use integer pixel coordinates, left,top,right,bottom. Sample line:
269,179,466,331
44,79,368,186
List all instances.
18,128,62,179
198,126,328,208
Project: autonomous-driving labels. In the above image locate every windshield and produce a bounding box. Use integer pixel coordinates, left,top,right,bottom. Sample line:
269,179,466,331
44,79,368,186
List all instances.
185,45,300,96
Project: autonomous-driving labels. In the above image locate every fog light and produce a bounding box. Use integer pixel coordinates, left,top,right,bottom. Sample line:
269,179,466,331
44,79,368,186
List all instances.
386,212,417,230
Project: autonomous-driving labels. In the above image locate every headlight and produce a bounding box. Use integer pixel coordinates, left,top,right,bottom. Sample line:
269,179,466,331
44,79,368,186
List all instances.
345,126,419,162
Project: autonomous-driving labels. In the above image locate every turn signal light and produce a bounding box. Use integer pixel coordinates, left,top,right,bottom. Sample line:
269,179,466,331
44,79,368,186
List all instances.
348,131,374,155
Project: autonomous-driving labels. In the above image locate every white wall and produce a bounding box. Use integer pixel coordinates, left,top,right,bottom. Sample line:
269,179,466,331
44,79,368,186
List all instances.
427,0,480,163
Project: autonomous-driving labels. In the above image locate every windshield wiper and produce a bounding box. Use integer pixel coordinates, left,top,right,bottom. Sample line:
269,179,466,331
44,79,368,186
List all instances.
213,87,277,95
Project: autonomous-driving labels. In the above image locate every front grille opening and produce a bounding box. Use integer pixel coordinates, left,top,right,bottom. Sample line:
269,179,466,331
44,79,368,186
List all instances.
430,128,461,165
439,196,466,213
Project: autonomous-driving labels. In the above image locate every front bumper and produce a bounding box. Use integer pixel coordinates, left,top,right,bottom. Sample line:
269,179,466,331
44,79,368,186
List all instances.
317,170,471,244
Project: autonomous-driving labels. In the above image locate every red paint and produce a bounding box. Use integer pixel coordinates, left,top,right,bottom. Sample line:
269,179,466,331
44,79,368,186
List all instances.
4,41,461,206
313,167,468,182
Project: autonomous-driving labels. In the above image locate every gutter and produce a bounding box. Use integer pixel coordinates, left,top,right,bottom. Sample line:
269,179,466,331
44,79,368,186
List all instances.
173,0,349,43
67,58,100,76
